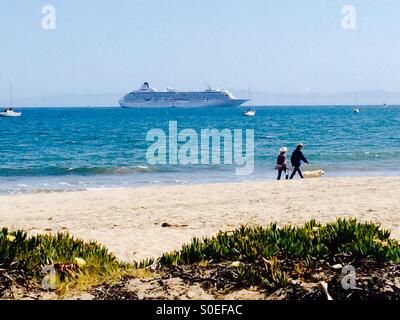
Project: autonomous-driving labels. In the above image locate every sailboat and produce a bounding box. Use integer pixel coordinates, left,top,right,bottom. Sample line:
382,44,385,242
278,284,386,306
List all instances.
0,85,21,117
352,93,360,114
243,109,256,117
242,88,256,117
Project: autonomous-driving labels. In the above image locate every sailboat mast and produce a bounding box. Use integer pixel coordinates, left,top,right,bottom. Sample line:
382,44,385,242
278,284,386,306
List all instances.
248,87,251,108
355,92,358,107
9,84,13,107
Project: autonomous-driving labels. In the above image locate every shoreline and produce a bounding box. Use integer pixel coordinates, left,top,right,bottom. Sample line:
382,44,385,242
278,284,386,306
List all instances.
1,176,400,262
2,170,400,196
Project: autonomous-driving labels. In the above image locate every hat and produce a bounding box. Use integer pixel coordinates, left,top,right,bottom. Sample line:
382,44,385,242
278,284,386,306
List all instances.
297,143,304,148
279,147,288,153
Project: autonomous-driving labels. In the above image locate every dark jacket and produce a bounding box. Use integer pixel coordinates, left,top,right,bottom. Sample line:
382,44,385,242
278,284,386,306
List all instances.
275,154,287,170
291,149,309,167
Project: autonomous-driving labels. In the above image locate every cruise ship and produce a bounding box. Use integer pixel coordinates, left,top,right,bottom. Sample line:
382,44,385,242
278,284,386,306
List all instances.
119,83,248,108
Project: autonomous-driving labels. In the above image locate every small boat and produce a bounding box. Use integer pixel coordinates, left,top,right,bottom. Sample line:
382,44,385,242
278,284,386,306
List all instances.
242,109,256,117
353,93,361,113
242,88,256,117
0,85,21,117
0,109,22,117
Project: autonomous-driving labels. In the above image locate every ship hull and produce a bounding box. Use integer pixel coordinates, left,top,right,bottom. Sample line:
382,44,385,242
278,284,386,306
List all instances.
119,99,248,109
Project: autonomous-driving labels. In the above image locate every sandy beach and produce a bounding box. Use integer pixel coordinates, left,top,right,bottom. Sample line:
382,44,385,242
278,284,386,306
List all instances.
1,176,399,262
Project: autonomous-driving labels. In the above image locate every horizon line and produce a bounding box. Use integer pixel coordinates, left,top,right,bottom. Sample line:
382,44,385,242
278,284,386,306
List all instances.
12,104,400,108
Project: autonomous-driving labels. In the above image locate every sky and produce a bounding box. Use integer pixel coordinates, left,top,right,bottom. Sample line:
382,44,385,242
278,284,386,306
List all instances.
1,0,400,105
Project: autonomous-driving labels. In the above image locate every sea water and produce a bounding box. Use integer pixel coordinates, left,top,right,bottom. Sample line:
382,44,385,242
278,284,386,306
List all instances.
0,106,399,194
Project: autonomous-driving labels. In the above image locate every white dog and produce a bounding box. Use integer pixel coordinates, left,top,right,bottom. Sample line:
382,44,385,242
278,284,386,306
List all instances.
302,170,325,178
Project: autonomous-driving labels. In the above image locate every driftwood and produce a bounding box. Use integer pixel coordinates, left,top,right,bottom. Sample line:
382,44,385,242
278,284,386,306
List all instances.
319,281,333,300
161,223,188,228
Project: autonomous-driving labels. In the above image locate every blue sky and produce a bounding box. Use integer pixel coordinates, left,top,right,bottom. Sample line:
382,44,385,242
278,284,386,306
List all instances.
1,0,400,104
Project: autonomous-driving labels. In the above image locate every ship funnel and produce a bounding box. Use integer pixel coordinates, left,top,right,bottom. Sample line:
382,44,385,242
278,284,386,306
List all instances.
140,82,150,90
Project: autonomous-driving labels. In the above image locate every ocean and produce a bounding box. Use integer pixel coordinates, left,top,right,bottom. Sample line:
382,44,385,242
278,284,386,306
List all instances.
0,106,399,194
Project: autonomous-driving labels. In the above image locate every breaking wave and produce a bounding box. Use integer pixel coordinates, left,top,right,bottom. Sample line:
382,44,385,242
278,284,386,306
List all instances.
0,165,156,177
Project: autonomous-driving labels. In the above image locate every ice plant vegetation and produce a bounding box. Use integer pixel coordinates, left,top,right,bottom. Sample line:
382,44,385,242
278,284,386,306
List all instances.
0,228,152,294
1,219,400,297
159,219,400,290
74,257,87,268
5,235,15,242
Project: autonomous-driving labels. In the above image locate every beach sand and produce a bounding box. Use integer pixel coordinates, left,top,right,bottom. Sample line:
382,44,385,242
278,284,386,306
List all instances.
1,177,399,262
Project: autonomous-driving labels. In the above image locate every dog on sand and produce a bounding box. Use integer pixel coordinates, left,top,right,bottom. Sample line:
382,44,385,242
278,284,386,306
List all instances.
302,170,325,178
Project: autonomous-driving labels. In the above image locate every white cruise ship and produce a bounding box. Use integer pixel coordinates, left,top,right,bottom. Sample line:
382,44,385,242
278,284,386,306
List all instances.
119,83,248,108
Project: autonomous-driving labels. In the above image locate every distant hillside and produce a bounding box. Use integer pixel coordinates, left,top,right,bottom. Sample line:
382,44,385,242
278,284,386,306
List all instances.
10,93,122,107
230,89,400,106
4,90,400,107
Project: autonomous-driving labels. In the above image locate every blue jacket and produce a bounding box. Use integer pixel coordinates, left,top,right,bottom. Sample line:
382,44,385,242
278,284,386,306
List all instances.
291,149,309,167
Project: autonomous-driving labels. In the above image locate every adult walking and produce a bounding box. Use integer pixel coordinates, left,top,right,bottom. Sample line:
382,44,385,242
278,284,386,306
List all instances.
290,143,309,179
275,147,289,180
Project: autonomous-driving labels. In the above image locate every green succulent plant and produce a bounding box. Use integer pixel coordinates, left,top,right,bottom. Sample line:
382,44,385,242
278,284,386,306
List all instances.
159,219,400,290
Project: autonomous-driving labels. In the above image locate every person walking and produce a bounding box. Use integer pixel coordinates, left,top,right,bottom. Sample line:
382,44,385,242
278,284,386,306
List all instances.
290,143,309,179
275,147,289,180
